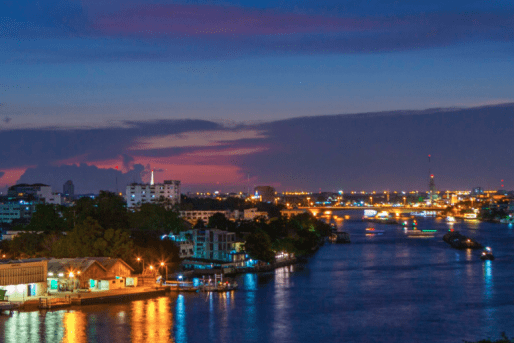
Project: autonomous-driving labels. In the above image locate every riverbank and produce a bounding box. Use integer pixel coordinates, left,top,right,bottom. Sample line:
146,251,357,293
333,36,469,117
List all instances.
16,286,168,311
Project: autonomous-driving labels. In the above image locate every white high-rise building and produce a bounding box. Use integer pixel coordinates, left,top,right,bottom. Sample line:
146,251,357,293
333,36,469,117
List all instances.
125,180,181,208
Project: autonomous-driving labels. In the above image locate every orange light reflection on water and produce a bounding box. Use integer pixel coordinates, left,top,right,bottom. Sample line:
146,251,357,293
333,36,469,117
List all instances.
62,311,87,343
131,298,173,343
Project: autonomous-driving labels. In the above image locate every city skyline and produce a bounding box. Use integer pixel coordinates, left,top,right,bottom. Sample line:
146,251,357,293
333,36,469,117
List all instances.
2,103,513,195
2,0,513,194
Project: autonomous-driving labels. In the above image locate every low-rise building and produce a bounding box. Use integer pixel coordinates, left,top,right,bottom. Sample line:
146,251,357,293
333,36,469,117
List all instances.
1,230,43,241
180,210,231,224
243,208,268,220
180,228,236,261
47,257,136,292
0,259,48,300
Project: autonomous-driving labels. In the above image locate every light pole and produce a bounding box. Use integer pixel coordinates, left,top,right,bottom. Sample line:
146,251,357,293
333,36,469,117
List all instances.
306,197,311,207
369,196,373,206
403,197,407,206
137,257,145,274
160,261,168,281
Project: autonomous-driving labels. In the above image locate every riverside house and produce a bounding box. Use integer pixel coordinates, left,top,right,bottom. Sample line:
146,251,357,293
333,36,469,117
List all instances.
47,257,136,292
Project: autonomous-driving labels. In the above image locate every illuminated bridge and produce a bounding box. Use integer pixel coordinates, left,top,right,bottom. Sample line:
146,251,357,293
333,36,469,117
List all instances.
298,206,446,215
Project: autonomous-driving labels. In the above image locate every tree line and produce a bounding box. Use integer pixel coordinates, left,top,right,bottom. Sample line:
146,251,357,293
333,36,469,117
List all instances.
1,191,331,268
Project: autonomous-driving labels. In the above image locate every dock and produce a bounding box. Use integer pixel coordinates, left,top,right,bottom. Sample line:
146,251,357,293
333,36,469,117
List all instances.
37,287,168,309
0,302,20,316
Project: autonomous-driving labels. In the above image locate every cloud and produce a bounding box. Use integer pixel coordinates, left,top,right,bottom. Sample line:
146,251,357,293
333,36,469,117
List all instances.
16,163,144,194
0,172,4,178
121,154,134,170
2,117,11,124
3,103,514,193
130,129,267,150
4,1,513,62
0,119,222,170
231,103,514,191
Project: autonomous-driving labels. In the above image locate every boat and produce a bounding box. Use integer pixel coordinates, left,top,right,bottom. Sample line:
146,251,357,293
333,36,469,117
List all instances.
480,247,495,261
165,281,200,292
365,228,385,234
443,231,482,250
406,229,436,238
199,274,238,292
445,216,456,223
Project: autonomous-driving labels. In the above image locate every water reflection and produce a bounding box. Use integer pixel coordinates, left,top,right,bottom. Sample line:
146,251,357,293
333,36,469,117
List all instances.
62,310,87,343
244,274,258,341
131,298,173,343
273,267,292,341
175,295,187,343
483,261,493,300
3,310,45,343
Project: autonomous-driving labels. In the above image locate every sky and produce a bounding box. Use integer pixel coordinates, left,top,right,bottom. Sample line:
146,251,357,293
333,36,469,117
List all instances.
1,0,513,194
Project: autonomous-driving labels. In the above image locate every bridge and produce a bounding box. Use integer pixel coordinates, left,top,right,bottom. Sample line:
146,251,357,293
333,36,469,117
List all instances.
297,206,445,214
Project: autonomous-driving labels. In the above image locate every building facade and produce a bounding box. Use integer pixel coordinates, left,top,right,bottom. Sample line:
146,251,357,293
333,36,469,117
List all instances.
0,259,48,300
0,203,35,224
180,229,236,261
126,180,181,208
47,257,136,292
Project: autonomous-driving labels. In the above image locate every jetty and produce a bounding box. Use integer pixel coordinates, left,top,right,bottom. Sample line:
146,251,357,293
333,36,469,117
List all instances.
443,231,482,250
37,287,167,309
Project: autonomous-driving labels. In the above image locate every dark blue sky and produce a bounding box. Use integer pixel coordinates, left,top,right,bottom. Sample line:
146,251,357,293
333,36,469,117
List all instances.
1,1,513,193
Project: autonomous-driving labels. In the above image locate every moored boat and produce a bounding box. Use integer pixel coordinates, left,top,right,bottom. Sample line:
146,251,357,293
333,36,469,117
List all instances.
480,247,495,261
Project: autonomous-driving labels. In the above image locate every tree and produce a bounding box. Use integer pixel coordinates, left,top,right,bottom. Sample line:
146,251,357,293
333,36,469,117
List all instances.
51,217,133,259
244,230,275,263
128,203,183,234
194,219,206,229
25,204,66,232
208,212,234,230
7,232,44,258
96,191,129,230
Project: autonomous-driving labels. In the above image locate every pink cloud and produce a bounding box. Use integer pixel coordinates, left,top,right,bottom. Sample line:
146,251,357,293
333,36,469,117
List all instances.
132,156,248,185
89,3,382,38
0,167,33,188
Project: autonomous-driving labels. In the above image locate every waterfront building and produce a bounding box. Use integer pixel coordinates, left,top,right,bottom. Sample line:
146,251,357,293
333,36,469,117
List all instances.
180,228,236,261
162,234,195,259
0,259,48,300
47,257,136,292
125,180,181,208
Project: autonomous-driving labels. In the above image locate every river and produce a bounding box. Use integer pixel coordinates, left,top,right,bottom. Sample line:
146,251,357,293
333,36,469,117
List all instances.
1,216,514,343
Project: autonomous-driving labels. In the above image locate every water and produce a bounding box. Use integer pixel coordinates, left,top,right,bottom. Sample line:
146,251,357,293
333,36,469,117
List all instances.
2,217,514,343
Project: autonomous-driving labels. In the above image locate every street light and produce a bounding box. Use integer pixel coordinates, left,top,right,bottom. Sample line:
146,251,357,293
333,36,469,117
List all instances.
403,197,407,206
369,196,373,206
306,197,311,207
136,257,145,274
160,261,168,281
